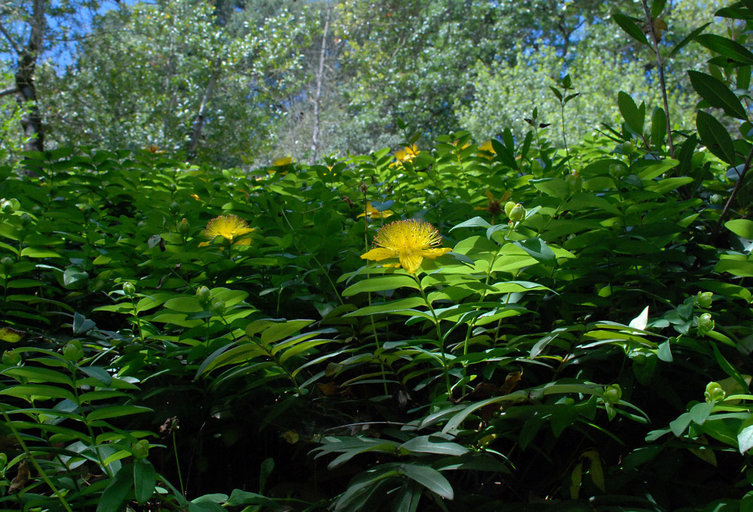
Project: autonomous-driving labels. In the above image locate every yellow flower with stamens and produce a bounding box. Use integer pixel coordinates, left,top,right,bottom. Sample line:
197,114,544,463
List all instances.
361,219,451,273
200,215,254,247
357,202,394,219
394,144,420,163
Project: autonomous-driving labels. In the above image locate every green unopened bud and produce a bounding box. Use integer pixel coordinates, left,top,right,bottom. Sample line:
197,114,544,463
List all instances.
621,141,634,154
169,201,180,213
19,213,33,227
122,282,136,297
131,439,150,459
696,291,713,309
697,313,714,335
2,350,21,366
710,194,723,205
63,340,84,362
705,381,726,403
196,286,211,307
209,298,226,316
177,217,190,236
0,199,15,213
603,384,622,404
504,201,516,218
509,203,526,222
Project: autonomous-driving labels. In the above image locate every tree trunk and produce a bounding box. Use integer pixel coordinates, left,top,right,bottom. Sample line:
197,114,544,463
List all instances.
15,0,46,153
310,9,330,163
187,60,221,161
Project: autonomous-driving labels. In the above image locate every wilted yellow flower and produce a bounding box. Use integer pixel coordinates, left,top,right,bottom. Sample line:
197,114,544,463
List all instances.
200,215,254,247
394,144,420,163
190,193,201,201
357,202,394,219
474,190,511,222
361,219,451,273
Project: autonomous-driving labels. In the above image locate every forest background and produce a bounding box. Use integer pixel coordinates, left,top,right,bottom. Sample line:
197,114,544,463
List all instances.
0,0,724,166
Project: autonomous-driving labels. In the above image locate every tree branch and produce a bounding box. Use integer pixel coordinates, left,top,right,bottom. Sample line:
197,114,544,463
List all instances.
0,19,21,56
0,86,17,98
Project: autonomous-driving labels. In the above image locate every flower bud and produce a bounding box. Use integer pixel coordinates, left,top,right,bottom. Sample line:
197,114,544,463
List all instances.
509,203,526,222
209,298,226,316
131,439,150,459
704,381,726,403
196,286,211,307
696,291,713,309
504,201,516,218
0,199,15,213
710,194,723,205
177,217,190,236
122,282,136,297
20,213,33,227
603,384,622,404
697,313,714,335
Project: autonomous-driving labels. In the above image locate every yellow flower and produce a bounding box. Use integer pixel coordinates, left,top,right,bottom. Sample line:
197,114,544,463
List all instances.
272,156,293,167
200,215,254,247
357,202,394,219
394,144,420,163
361,219,451,273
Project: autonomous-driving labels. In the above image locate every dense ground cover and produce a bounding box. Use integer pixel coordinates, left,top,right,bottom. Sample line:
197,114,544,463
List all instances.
2,2,753,511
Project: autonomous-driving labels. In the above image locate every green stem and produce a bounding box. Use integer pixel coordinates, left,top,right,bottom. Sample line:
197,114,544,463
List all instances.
171,428,185,497
412,273,451,397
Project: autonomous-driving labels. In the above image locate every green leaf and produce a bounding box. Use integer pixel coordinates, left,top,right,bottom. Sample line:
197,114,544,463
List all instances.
87,405,153,421
668,23,711,59
20,247,62,259
651,0,667,17
450,216,491,231
346,297,426,317
133,459,156,503
0,384,75,402
96,463,133,512
399,464,454,500
617,91,645,135
651,107,667,149
400,436,469,456
63,268,89,288
688,71,748,120
696,33,753,65
164,296,203,313
725,219,753,239
612,13,649,46
260,319,314,344
226,489,273,506
80,366,112,385
738,424,753,453
513,239,556,265
342,275,419,296
696,111,736,164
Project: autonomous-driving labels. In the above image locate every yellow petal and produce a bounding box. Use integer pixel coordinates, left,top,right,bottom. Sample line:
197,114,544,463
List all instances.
420,247,452,260
398,251,423,274
361,248,397,261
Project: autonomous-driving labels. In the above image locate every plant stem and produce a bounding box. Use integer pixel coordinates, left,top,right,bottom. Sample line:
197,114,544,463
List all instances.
641,0,675,157
412,273,451,397
716,143,753,232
